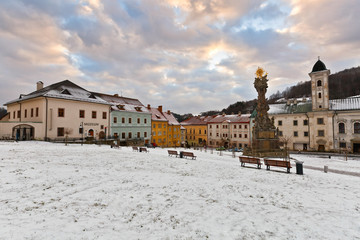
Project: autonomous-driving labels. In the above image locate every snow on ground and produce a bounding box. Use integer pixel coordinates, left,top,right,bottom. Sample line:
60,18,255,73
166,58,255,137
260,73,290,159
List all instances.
1,141,360,240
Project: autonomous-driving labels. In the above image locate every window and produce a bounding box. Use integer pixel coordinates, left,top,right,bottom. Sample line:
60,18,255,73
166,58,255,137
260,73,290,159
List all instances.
205,130,207,134
234,134,237,138
239,134,242,138
79,110,85,118
102,112,107,119
13,111,15,119
317,80,322,87
137,118,140,124
128,118,132,124
17,110,21,118
245,125,247,129
354,122,360,134
339,123,345,134
294,131,298,137
158,124,162,128
244,134,247,138
318,92,322,99
303,119,308,126
36,107,39,117
239,125,242,129
317,118,324,125
318,130,325,137
122,133,125,139
340,142,346,148
24,109,27,118
199,130,201,134
79,128,83,134
209,125,212,129
216,125,219,129
153,124,156,128
57,127,64,137
278,131,283,136
278,120,282,126
92,111,97,119
101,125,104,129
128,132,132,138
144,132,147,138
234,125,237,129
216,133,219,137
137,132,140,138
319,105,322,109
210,132,212,136
293,120,298,126
153,132,156,136
158,131,162,136
122,118,125,123
304,131,309,137
144,119,147,124
58,108,65,117
114,117,117,123
31,108,34,117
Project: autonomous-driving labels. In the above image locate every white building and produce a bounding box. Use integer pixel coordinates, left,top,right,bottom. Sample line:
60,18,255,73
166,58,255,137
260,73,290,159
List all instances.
268,59,360,153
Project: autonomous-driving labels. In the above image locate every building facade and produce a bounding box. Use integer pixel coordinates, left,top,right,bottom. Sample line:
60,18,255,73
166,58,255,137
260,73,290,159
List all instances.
180,116,214,147
0,80,111,140
96,93,151,145
268,59,360,152
207,114,251,149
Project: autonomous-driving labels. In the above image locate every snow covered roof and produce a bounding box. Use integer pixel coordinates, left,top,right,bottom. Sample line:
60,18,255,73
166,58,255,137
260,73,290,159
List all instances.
95,93,150,113
330,97,360,111
180,116,215,125
163,111,180,126
207,114,250,124
5,80,110,106
149,108,167,121
268,101,312,115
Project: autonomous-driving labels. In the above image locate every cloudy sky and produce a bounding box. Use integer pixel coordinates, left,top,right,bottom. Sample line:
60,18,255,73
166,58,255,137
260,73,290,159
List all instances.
1,0,360,114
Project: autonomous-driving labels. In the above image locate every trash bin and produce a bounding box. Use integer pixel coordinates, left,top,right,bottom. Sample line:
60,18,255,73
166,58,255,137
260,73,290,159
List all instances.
179,151,183,158
296,161,303,175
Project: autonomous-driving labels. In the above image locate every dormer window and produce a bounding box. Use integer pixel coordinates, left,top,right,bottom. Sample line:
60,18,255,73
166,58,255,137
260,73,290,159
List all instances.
88,93,96,99
317,80,322,87
155,114,161,119
117,104,125,110
61,89,71,95
134,106,142,112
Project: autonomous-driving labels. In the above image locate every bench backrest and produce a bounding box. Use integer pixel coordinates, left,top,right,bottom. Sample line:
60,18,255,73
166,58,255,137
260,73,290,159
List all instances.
239,156,260,163
182,151,194,156
132,147,138,150
264,159,291,167
168,150,178,154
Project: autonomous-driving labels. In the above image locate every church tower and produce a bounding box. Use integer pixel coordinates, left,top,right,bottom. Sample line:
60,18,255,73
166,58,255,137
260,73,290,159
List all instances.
309,58,330,111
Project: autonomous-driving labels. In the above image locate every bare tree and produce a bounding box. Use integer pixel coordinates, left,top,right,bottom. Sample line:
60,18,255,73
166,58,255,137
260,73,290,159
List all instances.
279,135,292,161
64,128,73,146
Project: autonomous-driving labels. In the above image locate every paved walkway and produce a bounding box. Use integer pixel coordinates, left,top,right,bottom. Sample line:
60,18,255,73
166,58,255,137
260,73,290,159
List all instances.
303,165,360,177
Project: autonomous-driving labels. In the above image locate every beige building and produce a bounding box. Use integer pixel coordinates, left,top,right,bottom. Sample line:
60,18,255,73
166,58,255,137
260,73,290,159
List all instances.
0,80,111,140
268,59,360,152
207,113,251,149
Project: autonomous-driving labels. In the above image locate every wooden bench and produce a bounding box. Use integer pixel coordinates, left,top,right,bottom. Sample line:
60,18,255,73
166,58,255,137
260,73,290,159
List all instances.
168,150,179,157
139,147,149,153
239,156,262,169
264,159,292,173
182,151,196,160
132,146,139,152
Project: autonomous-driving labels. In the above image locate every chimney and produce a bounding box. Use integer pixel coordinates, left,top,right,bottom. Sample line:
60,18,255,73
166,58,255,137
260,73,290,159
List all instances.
37,81,43,91
167,110,171,114
158,105,163,112
147,104,151,109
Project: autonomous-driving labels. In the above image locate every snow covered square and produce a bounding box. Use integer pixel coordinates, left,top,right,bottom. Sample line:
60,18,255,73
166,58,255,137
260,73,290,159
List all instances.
1,141,360,239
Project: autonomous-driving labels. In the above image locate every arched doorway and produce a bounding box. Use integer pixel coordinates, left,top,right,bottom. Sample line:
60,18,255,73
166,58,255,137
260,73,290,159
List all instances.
99,131,105,139
88,129,94,137
13,124,34,141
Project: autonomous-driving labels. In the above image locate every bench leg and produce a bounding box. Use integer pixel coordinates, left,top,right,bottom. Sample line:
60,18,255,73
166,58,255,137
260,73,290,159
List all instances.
266,165,270,170
287,168,290,173
241,162,244,167
257,164,261,169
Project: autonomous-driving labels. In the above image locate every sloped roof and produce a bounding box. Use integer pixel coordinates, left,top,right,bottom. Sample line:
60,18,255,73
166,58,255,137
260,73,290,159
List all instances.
149,108,167,121
207,114,250,124
163,111,180,126
5,80,109,106
180,115,215,125
268,101,312,115
95,93,150,113
330,97,360,110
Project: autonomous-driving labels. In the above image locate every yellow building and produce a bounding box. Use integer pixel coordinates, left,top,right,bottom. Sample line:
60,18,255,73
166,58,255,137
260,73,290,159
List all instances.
148,105,180,147
181,116,215,147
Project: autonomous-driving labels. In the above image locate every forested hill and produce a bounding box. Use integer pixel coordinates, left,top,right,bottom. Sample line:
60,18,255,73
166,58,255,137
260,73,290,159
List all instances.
175,66,360,121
